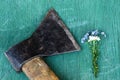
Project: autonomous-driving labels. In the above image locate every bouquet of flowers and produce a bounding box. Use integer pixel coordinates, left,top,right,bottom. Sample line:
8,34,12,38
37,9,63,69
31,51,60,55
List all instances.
81,30,106,77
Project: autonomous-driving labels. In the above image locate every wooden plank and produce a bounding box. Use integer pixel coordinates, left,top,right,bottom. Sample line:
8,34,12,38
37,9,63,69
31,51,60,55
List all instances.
0,0,120,80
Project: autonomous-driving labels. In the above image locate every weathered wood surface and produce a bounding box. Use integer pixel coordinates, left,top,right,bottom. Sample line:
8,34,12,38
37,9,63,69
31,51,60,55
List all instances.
22,57,59,80
0,0,120,80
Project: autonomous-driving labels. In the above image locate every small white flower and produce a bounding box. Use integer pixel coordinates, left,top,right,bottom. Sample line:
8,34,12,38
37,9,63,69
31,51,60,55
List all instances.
88,36,101,42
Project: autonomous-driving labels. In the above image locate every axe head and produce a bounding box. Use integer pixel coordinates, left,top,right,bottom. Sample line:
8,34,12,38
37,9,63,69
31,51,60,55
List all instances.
5,9,80,71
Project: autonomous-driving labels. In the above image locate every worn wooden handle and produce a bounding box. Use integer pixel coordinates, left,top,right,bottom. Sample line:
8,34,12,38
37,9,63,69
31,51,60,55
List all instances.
22,57,59,80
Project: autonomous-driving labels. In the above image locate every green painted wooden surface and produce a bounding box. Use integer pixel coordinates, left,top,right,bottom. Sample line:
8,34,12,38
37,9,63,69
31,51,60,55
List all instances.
0,0,120,80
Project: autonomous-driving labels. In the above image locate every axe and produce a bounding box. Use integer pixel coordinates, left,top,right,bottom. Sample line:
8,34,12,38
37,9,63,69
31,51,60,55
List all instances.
5,9,80,80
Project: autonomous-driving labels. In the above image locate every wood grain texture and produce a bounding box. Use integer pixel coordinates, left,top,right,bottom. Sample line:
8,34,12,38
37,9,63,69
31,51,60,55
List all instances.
0,0,120,80
22,57,59,80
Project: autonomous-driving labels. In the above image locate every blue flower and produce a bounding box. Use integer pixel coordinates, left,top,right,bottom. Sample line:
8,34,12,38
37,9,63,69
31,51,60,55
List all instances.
91,30,99,36
81,37,86,43
81,30,106,44
80,29,106,77
101,32,106,37
84,32,90,40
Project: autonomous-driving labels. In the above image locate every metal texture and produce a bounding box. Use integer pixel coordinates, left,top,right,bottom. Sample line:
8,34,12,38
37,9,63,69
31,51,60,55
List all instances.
5,9,80,71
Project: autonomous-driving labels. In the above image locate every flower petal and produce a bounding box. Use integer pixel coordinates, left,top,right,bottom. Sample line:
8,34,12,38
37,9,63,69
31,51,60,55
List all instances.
91,30,99,36
101,32,106,37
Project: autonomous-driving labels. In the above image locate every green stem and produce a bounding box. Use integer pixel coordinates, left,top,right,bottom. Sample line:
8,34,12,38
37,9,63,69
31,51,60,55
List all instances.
89,41,99,78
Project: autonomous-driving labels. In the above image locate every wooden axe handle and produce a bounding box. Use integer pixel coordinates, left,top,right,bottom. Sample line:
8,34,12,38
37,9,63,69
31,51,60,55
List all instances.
22,57,59,80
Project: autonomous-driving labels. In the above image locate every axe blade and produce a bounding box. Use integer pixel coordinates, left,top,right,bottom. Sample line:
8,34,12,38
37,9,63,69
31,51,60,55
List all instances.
5,9,80,71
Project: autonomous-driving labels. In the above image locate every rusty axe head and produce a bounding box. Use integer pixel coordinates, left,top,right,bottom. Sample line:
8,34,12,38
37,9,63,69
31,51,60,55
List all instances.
5,9,80,72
